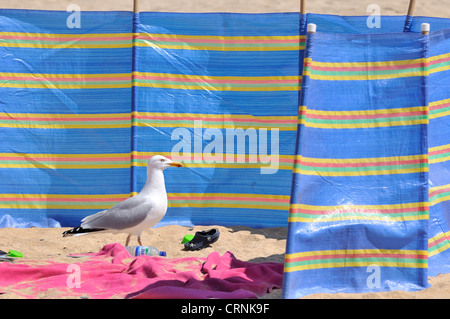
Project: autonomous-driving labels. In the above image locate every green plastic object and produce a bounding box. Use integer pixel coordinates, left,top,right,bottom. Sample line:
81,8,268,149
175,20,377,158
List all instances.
7,250,23,258
181,234,194,244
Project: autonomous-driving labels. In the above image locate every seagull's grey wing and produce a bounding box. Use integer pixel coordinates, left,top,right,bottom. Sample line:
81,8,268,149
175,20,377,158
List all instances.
81,195,152,230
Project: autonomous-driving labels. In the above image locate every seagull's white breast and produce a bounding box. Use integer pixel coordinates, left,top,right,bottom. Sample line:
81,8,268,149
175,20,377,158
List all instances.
131,194,167,234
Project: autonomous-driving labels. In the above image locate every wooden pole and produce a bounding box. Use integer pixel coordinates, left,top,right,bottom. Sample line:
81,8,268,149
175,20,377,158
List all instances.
403,0,417,32
133,0,140,13
300,0,306,15
421,23,430,35
406,0,416,16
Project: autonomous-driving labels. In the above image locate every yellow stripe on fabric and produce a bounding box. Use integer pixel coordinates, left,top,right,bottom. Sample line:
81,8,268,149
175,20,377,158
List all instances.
429,242,450,257
132,155,293,171
167,192,290,200
0,113,130,118
0,204,114,209
0,192,289,200
295,154,426,164
429,195,450,206
290,202,428,210
306,57,427,68
430,113,450,120
429,143,450,165
429,184,450,192
132,151,293,159
133,121,296,131
429,65,450,74
0,193,130,199
0,72,131,78
284,261,427,272
300,119,428,129
0,202,285,211
0,192,289,211
302,106,427,116
159,163,291,170
133,72,300,81
429,143,450,153
305,71,427,81
285,248,428,258
430,98,450,120
428,231,450,257
0,153,130,158
428,53,450,74
133,82,299,91
430,98,450,107
132,111,296,121
131,191,289,199
284,248,428,271
0,32,133,49
425,184,449,206
429,52,450,62
0,112,131,129
288,215,428,223
294,167,427,176
306,53,450,67
429,231,450,243
0,32,132,38
168,203,287,210
131,151,294,169
430,157,450,165
304,53,450,80
0,123,131,129
0,43,132,49
0,164,130,169
0,83,131,89
138,33,304,41
298,106,428,129
134,42,303,51
0,73,131,89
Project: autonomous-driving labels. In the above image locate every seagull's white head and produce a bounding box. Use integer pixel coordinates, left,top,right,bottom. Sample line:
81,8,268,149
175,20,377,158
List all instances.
147,155,183,171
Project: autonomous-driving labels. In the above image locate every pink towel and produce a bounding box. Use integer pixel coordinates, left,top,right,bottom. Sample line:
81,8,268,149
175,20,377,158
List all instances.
0,243,283,299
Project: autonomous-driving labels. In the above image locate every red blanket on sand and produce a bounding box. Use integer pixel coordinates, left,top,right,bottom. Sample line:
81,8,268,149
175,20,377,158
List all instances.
0,243,283,299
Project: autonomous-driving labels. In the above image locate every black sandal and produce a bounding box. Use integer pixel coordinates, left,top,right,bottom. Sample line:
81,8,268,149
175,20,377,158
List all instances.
184,228,220,251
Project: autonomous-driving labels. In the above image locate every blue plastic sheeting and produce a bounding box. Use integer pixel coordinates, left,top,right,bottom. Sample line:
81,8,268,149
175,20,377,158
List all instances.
0,10,300,228
0,10,132,228
283,20,450,297
427,28,450,277
133,12,300,227
0,9,449,298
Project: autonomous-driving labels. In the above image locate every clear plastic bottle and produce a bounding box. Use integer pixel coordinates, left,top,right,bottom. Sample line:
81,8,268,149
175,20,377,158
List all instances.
125,246,167,257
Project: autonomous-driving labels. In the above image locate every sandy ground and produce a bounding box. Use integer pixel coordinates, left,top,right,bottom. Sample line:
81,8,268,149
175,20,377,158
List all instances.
0,225,287,299
0,0,449,299
0,0,448,18
0,225,449,299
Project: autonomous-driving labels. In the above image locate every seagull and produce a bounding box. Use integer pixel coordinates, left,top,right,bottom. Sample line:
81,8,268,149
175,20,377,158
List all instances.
62,155,183,246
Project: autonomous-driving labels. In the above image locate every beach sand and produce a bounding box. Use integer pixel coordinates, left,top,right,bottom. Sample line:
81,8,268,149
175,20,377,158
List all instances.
0,0,449,299
0,225,449,299
0,225,287,299
0,0,448,18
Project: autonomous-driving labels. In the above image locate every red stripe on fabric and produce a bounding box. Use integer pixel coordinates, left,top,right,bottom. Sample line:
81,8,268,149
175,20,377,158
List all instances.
134,75,299,84
428,235,449,248
0,156,129,162
286,253,428,263
305,110,427,120
290,206,428,215
296,158,426,168
137,35,302,44
0,197,125,202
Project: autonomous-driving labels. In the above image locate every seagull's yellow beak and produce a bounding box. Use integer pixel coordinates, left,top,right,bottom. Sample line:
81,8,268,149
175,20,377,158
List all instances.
169,161,183,167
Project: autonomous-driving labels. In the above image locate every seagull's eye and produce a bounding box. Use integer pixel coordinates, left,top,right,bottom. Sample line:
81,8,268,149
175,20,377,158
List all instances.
160,159,165,162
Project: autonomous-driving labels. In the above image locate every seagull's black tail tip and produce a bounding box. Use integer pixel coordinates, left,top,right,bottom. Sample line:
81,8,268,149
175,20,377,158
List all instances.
62,226,106,237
